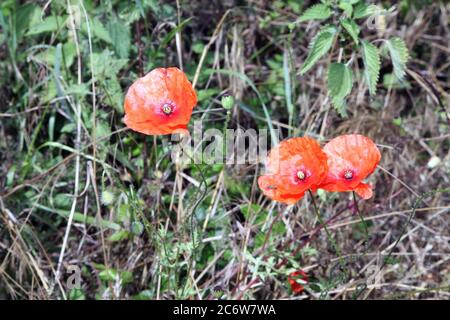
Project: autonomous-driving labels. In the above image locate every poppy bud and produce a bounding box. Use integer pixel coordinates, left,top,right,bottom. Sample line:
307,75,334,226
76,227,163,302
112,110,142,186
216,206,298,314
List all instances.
221,95,234,110
101,190,115,206
131,221,144,235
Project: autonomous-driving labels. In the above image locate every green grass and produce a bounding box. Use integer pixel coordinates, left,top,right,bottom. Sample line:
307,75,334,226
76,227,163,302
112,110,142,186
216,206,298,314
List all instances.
0,0,449,300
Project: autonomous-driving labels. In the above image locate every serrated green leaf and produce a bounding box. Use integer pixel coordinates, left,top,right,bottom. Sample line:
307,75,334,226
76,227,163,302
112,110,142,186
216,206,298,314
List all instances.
92,18,112,44
361,40,380,95
338,2,353,16
341,18,360,44
327,63,353,116
385,37,409,81
300,26,337,75
107,19,131,59
26,15,67,36
103,77,124,113
297,4,331,23
353,3,380,19
92,50,128,79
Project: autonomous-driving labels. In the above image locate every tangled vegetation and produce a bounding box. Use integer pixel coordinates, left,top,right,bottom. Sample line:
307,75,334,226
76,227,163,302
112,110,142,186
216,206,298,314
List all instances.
0,0,449,300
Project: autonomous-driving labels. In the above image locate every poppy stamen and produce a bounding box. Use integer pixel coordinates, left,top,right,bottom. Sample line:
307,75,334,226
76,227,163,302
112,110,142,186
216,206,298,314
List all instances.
162,103,173,115
344,170,353,180
297,170,306,181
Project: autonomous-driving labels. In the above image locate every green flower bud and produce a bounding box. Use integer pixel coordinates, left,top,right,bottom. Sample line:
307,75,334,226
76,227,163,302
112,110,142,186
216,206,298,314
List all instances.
221,95,234,110
131,221,144,235
101,190,115,206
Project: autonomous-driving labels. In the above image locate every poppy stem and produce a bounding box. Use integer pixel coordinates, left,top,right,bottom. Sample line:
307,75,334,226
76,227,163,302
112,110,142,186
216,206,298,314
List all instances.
307,190,345,266
352,191,369,247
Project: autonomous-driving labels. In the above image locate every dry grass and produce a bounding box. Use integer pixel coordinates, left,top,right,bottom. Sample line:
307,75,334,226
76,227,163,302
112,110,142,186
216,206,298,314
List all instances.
0,0,449,300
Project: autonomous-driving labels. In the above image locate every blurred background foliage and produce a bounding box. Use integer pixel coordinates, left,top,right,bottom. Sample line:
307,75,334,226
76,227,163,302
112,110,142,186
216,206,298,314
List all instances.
0,0,449,299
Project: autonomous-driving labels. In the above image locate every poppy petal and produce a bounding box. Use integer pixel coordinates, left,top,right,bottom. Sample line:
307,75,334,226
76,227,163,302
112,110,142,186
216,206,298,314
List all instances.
257,175,305,204
318,134,381,198
288,270,308,294
258,137,328,204
355,183,373,199
124,67,197,136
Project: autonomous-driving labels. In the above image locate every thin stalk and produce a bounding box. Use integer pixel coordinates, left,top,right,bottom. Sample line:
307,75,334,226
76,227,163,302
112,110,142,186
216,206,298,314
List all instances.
353,191,369,243
307,190,344,266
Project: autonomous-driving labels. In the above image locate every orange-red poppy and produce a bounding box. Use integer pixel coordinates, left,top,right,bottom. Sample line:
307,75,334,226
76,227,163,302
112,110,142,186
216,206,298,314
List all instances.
124,67,197,135
288,270,308,294
258,137,328,204
318,134,381,199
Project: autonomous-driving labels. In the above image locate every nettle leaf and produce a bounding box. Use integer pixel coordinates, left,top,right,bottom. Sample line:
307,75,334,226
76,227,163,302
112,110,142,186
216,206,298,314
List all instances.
297,4,331,23
300,26,337,75
338,2,353,17
341,18,360,44
104,77,124,113
361,40,380,95
107,19,131,59
353,3,380,19
327,63,353,116
26,15,67,36
92,18,112,44
92,50,128,79
385,37,409,81
16,3,38,40
35,42,76,68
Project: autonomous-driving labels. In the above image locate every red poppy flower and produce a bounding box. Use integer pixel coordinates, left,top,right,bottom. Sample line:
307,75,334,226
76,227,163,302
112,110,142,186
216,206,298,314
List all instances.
288,270,308,294
124,67,197,135
258,137,328,204
318,134,381,199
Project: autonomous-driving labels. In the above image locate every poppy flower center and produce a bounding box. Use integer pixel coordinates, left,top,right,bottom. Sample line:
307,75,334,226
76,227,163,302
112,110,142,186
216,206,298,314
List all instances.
296,170,306,181
343,170,354,180
161,103,173,115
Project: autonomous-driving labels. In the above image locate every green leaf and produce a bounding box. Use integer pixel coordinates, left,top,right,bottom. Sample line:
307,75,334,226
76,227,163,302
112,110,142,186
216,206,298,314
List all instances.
68,288,86,300
92,18,112,44
341,19,360,44
361,40,380,95
92,50,128,79
385,37,409,81
327,63,353,116
297,4,331,23
197,88,220,102
300,26,337,75
61,123,76,134
26,16,67,36
35,203,121,230
107,19,131,59
95,120,111,144
353,3,381,19
36,42,76,68
338,2,353,16
383,73,411,89
159,18,192,48
16,3,38,40
108,230,130,242
103,77,124,113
